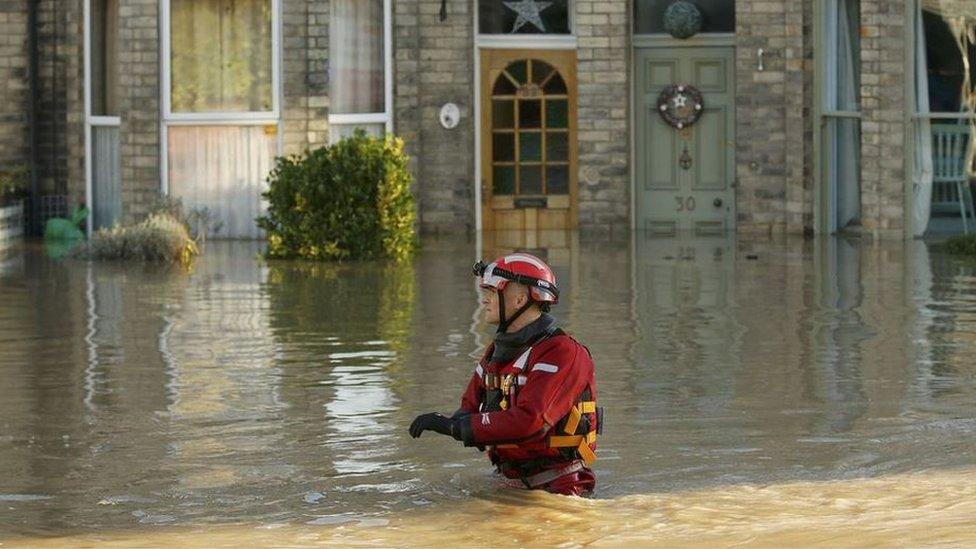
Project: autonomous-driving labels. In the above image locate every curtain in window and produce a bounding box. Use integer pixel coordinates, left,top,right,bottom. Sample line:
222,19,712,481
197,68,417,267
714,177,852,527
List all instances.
170,0,273,113
824,0,861,231
91,0,118,115
329,0,384,115
913,4,935,236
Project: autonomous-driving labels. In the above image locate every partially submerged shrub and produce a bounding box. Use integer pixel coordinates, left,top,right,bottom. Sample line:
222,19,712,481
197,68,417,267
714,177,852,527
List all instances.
945,234,976,256
78,212,199,265
149,195,223,243
258,131,417,261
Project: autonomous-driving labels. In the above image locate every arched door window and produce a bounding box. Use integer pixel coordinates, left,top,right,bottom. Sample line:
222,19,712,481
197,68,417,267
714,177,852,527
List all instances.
490,59,570,196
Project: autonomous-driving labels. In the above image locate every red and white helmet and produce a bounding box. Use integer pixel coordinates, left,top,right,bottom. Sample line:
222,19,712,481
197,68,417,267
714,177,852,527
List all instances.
473,253,559,305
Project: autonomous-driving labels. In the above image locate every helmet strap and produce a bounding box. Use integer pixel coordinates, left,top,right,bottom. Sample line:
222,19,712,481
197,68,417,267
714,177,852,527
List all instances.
497,294,535,334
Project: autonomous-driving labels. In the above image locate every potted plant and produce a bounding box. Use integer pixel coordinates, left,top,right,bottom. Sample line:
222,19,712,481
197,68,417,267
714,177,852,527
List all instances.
0,166,28,246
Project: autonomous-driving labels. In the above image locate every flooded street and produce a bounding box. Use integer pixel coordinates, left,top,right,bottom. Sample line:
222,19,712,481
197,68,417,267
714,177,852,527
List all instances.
1,234,976,546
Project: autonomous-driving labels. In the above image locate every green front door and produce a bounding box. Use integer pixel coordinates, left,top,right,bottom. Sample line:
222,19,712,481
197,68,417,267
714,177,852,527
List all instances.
636,47,735,234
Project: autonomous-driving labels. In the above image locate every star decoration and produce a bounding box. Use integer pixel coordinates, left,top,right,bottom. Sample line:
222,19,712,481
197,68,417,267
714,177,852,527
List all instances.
672,93,688,109
503,0,552,32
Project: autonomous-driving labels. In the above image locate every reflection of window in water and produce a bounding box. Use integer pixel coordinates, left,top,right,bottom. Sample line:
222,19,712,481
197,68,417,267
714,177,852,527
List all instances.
923,10,976,113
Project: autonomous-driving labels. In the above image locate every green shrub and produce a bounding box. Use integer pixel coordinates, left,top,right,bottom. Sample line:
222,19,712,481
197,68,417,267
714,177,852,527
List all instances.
258,131,417,261
946,234,976,256
76,212,199,265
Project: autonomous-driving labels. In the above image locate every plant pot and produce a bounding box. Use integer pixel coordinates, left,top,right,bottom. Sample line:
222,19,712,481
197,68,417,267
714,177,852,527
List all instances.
0,199,25,250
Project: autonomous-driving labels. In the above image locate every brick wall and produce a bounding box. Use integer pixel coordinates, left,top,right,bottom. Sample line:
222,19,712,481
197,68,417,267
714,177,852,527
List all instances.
735,0,793,235
116,0,159,222
575,0,630,237
859,0,907,239
281,0,329,156
394,0,475,234
64,0,85,211
0,1,30,172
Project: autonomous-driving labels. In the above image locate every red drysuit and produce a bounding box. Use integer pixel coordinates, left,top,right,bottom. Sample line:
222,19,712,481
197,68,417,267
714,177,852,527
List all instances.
457,330,599,496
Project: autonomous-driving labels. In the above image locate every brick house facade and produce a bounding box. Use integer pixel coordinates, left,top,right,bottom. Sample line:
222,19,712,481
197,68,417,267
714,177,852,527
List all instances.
0,1,967,240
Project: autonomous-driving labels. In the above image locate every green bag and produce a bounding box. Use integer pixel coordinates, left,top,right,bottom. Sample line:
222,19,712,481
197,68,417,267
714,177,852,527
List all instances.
44,206,89,241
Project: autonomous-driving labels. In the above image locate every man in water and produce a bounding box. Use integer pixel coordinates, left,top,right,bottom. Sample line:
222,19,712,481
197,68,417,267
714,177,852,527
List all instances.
409,253,600,496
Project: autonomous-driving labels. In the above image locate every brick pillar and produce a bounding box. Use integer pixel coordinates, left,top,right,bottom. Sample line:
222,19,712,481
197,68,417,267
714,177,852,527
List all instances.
576,0,630,236
783,0,813,234
859,0,908,239
282,0,327,155
736,0,792,235
64,0,86,211
394,0,421,171
412,0,474,234
117,0,160,222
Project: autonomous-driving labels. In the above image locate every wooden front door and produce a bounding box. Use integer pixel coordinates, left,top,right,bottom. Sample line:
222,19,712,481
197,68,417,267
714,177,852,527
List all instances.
481,50,578,231
635,46,736,234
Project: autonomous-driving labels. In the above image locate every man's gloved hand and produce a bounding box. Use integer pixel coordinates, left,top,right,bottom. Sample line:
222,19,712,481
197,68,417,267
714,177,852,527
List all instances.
409,412,457,439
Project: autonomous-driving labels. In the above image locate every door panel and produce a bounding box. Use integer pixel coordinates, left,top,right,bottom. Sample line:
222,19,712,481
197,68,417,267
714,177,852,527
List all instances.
693,105,727,191
636,46,736,232
481,49,578,231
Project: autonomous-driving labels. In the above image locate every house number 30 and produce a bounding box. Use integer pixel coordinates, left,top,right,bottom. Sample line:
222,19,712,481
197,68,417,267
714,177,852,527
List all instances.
675,196,696,212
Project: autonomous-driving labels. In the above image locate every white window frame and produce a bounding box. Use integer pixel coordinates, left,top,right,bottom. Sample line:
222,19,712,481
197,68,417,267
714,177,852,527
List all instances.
327,0,394,137
159,0,283,196
84,0,122,237
160,0,281,123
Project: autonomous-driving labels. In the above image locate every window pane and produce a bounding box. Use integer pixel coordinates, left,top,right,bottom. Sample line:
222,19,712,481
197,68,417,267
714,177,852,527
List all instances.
520,165,542,194
171,0,273,113
547,165,569,194
923,9,976,113
330,123,385,143
508,60,528,84
544,72,567,94
532,60,554,85
634,0,735,34
493,100,515,128
330,0,385,115
480,0,570,34
520,100,542,128
825,0,860,111
493,133,515,162
493,166,515,195
546,100,568,128
520,132,542,161
91,0,119,115
546,132,568,161
494,73,518,95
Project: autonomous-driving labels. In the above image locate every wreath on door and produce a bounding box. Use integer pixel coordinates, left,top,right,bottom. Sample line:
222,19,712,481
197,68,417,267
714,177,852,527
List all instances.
656,84,704,130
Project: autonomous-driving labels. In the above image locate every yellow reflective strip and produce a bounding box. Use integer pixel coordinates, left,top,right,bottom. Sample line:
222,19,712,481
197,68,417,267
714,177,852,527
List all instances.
580,401,596,414
563,405,582,435
549,435,585,447
577,441,597,465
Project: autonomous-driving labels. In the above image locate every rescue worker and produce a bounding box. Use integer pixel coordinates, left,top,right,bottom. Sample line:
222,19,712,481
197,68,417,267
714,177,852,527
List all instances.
409,253,601,496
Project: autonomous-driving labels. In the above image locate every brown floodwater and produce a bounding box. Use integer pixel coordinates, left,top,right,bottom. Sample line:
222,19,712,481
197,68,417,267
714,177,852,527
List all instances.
1,233,975,547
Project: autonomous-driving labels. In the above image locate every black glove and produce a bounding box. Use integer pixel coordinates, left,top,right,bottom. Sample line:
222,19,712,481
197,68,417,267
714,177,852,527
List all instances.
409,413,456,439
409,412,474,445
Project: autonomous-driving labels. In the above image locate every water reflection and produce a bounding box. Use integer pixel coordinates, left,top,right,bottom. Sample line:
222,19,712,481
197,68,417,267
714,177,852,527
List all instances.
1,234,976,539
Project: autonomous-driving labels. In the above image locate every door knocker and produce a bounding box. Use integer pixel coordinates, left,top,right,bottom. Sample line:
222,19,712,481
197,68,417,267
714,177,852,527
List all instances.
679,145,693,170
